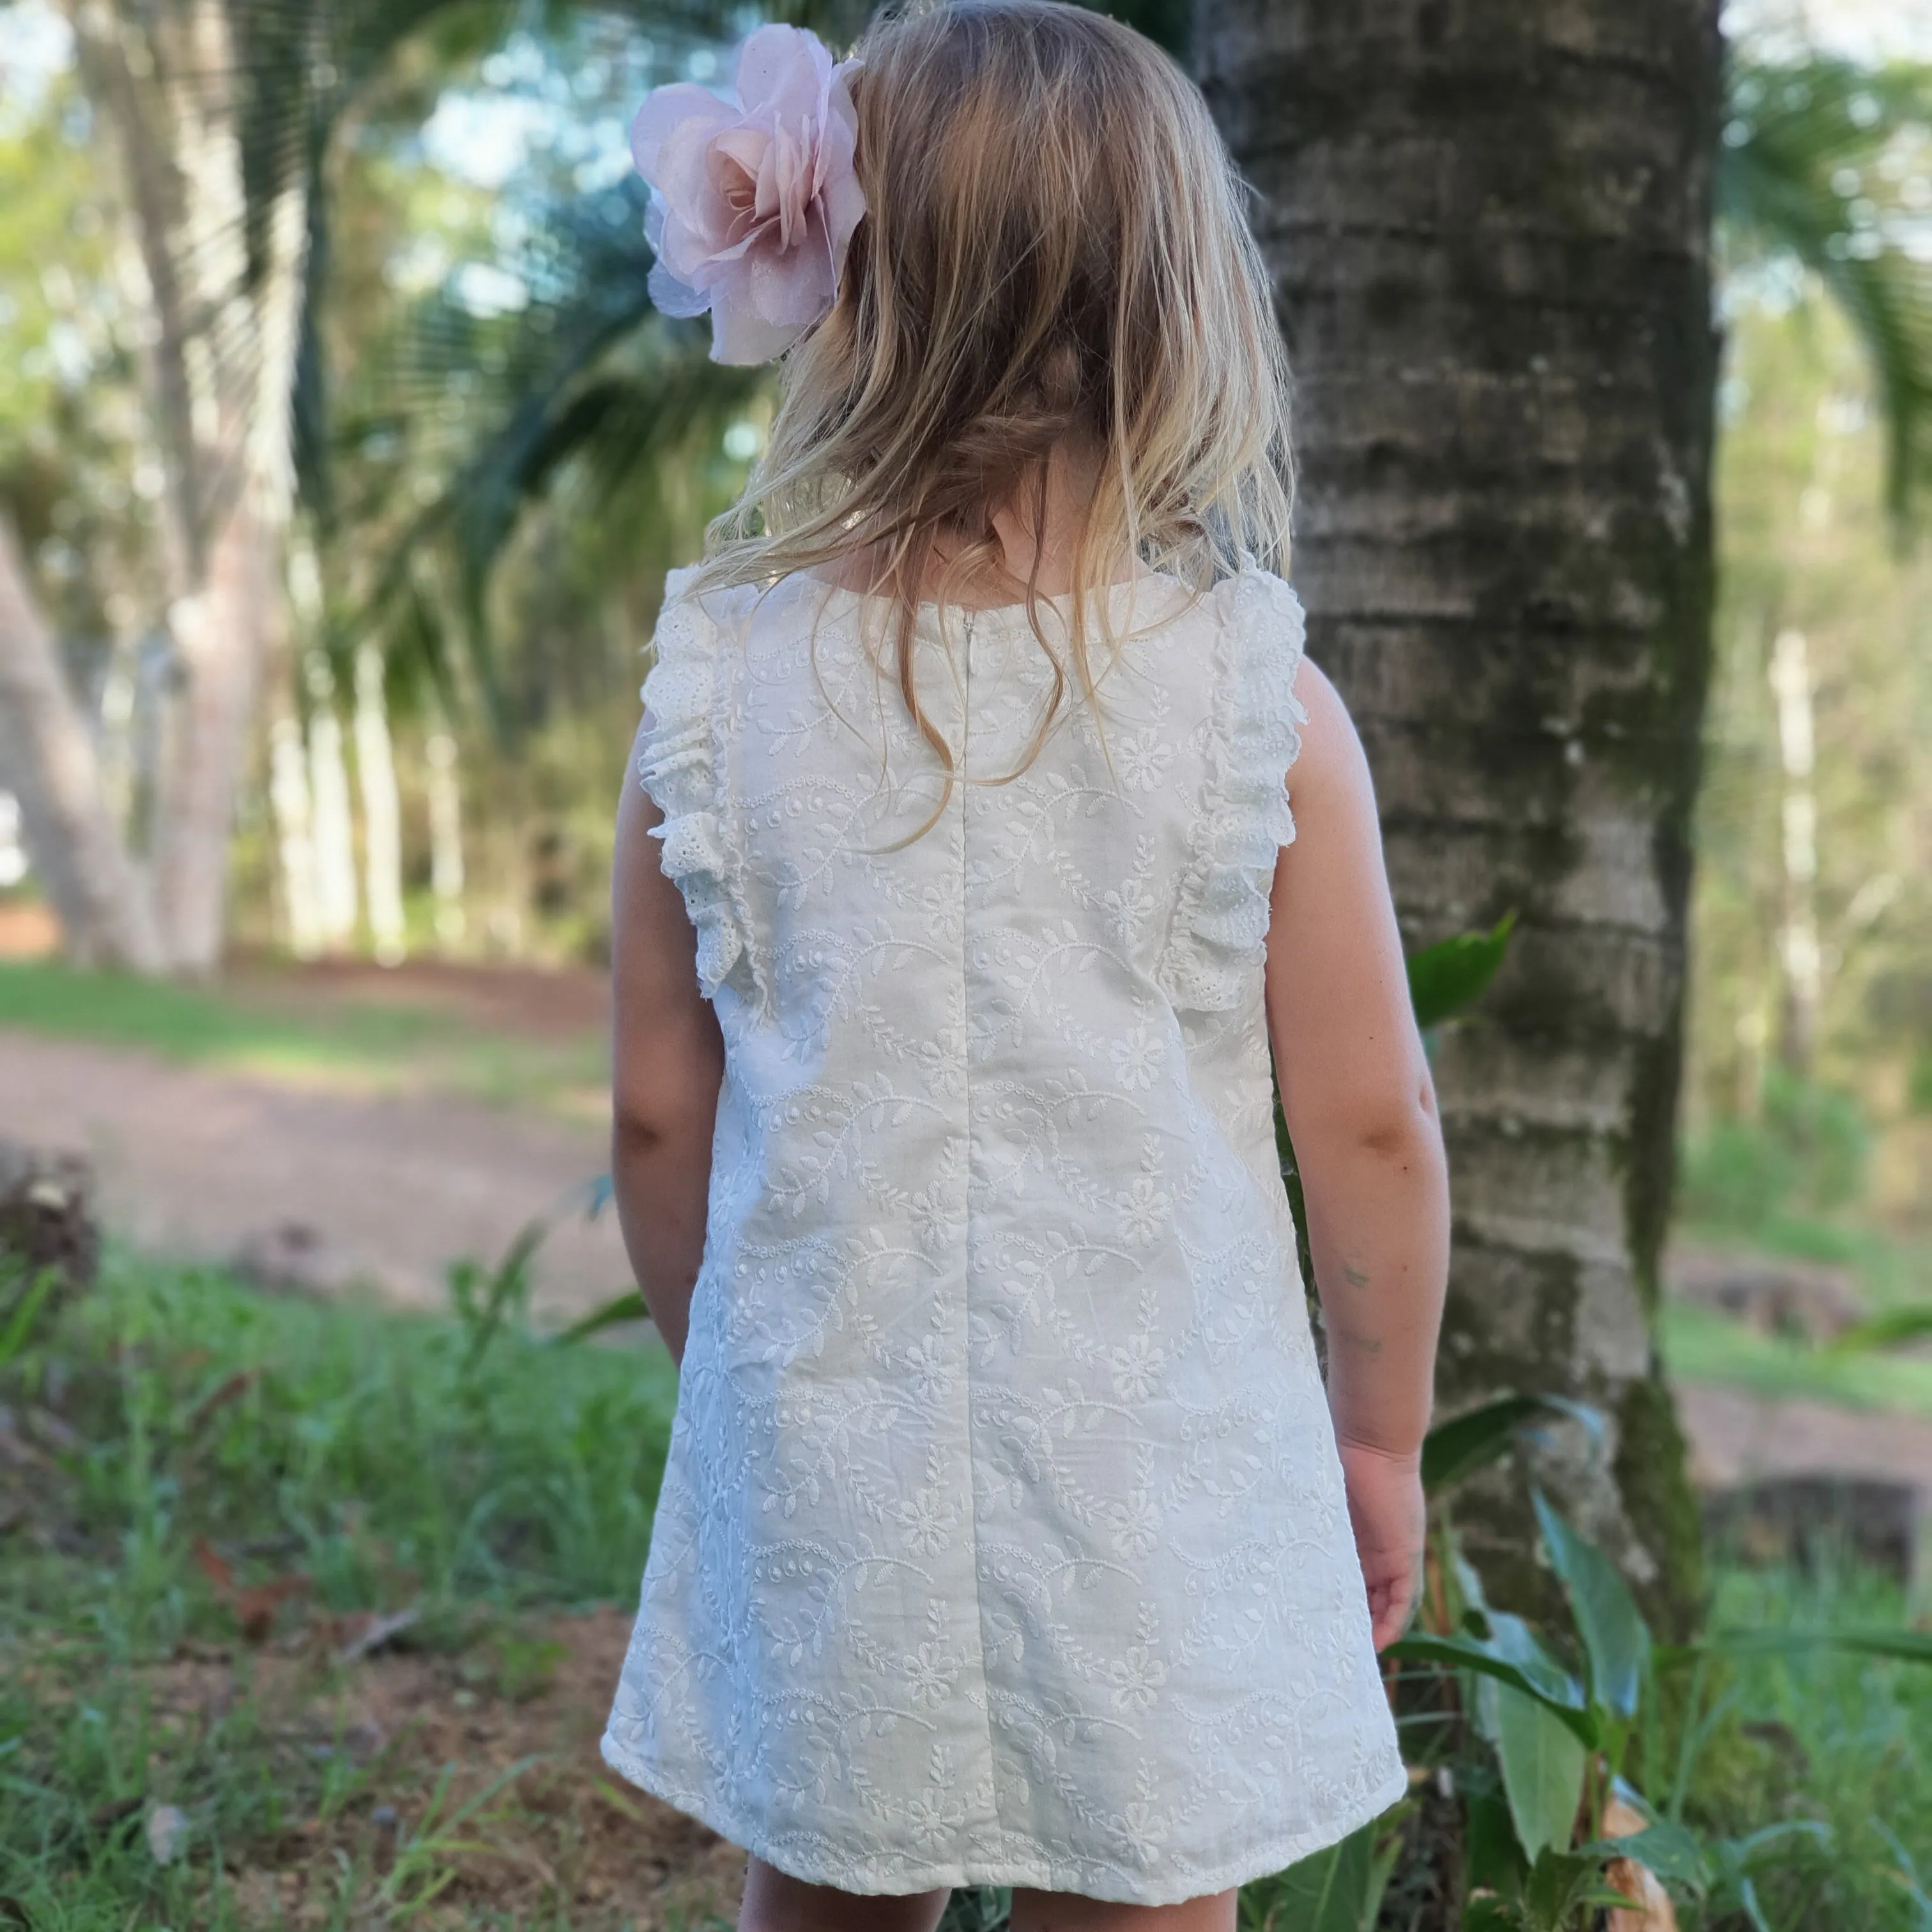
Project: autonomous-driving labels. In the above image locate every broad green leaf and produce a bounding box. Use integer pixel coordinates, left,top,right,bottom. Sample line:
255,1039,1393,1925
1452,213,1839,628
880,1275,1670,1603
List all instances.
1521,1846,1634,1923
1255,1820,1377,1932
1406,912,1515,1030
1384,1634,1597,1747
1475,1605,1584,1713
1420,1393,1600,1496
1464,1779,1528,1897
1580,1820,1710,1893
1494,1689,1588,1864
1531,1492,1652,1718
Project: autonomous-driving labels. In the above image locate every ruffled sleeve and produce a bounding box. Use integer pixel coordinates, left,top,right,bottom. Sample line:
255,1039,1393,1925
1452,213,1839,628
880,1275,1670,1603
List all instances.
1156,567,1308,1013
637,567,763,1009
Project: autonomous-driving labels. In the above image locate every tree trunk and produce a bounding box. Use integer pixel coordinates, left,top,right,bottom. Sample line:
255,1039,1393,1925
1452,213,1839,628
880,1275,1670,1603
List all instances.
149,487,273,971
268,702,325,958
425,722,466,948
1198,0,1721,1632
353,643,407,965
1768,627,1820,1075
68,0,310,974
0,521,162,970
305,657,359,949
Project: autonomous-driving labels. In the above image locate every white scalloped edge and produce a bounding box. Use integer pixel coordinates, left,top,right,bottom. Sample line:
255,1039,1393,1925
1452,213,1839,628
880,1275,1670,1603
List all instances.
636,567,765,1011
1156,567,1308,1013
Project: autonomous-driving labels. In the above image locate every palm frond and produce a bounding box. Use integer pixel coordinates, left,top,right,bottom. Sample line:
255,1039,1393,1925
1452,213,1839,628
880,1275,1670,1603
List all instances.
344,167,759,728
1719,55,1932,526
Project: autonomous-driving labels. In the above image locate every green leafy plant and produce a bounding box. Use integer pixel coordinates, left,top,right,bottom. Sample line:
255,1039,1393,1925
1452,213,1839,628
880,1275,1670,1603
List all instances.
1242,1391,1932,1929
1407,913,1517,1036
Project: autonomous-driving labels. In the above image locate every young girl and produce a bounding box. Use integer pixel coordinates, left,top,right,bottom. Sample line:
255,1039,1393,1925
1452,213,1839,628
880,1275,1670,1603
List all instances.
602,5,1450,1929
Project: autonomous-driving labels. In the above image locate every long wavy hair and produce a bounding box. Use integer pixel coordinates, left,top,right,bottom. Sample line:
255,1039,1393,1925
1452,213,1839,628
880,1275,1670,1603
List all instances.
693,0,1293,807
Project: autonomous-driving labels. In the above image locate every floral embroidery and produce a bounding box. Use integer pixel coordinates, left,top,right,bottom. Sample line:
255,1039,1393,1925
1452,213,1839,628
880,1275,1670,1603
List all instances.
604,569,1405,1906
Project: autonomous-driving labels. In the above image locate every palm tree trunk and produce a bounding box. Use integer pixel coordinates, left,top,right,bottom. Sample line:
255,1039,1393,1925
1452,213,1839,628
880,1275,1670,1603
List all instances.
1198,0,1721,1632
0,521,162,970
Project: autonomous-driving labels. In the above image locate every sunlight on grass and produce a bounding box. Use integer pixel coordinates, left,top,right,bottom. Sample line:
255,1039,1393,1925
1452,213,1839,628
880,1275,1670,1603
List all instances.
0,959,608,1114
1662,1300,1932,1418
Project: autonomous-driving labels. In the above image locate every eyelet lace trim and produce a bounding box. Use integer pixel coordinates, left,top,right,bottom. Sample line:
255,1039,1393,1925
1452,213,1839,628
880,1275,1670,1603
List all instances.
1157,567,1308,1013
636,567,764,1009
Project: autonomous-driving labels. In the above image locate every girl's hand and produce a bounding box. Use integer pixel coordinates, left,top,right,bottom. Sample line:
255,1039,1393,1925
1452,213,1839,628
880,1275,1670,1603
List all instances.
1336,1436,1425,1651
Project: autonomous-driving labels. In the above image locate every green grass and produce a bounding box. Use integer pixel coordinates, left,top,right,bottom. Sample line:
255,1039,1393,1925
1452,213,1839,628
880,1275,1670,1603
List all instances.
4,1253,1929,1929
1685,1563,1932,1929
1663,1300,1932,1418
1,1253,683,1927
0,959,608,1114
4,1251,678,1637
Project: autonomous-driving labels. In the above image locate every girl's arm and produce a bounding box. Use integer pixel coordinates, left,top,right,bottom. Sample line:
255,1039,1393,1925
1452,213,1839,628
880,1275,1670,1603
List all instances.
610,717,726,1366
1264,659,1451,1650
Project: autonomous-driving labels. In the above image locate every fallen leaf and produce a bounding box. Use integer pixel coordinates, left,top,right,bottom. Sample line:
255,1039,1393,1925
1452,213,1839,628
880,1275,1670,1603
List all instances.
234,1574,310,1644
194,1537,309,1641
192,1537,236,1595
1607,1857,1678,1932
147,1802,189,1866
1602,1797,1680,1932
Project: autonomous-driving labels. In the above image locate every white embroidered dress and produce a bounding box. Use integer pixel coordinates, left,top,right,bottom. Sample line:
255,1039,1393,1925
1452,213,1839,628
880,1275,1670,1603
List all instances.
602,565,1406,1903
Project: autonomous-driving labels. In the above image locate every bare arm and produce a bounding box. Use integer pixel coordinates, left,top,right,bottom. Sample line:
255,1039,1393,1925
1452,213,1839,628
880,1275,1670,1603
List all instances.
1265,659,1450,1645
610,717,725,1366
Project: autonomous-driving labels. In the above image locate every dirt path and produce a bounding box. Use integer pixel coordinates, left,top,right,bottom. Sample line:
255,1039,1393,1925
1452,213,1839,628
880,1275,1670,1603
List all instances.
1,1027,632,1319
10,1022,1932,1508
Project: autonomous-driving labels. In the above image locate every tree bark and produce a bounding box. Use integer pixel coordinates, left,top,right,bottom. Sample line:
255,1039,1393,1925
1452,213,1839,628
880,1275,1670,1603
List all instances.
148,486,274,970
66,0,309,973
0,521,162,970
1198,0,1721,1632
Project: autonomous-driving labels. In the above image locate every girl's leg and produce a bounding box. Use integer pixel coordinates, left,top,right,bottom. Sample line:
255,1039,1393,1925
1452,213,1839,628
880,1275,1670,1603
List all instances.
1010,1888,1238,1932
739,1857,952,1932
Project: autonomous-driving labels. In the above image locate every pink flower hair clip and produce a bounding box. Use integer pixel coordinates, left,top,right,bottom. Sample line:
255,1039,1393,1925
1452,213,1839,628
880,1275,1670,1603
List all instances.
630,25,866,366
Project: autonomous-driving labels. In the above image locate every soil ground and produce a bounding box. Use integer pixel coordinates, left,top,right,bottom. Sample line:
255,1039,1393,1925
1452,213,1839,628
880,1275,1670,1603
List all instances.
6,974,1931,1506
0,1025,631,1317
65,1605,747,1929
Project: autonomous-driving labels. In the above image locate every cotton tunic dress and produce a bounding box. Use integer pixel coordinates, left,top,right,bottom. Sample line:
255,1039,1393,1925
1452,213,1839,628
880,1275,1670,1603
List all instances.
602,564,1406,1903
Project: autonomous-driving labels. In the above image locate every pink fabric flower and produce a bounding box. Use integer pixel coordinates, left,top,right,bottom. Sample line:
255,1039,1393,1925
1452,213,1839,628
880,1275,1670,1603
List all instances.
630,26,865,365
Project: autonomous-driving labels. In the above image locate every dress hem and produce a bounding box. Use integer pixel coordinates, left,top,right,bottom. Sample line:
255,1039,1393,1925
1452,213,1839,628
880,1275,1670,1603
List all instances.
598,1734,1411,1906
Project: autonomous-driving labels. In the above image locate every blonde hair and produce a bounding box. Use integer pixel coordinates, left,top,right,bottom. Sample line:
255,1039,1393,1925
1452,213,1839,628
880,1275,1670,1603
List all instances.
694,0,1292,802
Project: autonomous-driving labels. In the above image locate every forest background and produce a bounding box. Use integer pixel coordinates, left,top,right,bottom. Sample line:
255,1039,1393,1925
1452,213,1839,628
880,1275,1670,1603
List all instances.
3,0,1929,1190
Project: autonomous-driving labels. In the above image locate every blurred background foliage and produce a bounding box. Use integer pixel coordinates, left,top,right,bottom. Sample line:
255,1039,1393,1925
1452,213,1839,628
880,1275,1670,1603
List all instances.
0,0,1929,1195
